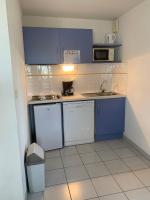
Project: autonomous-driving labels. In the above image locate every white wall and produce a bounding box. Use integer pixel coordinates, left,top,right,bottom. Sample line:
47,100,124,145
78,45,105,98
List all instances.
0,0,30,199
119,0,150,155
7,0,31,196
23,16,112,43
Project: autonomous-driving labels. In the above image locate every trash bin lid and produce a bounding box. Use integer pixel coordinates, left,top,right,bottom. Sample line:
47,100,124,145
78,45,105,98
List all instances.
26,143,45,165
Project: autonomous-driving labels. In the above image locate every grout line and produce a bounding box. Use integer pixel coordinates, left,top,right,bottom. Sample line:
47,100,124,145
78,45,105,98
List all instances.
76,145,99,199
132,169,150,188
102,159,131,200
44,140,150,199
84,142,150,198
97,150,128,198
120,156,149,172
138,155,150,167
124,193,131,200
76,143,137,199
100,141,149,199
59,149,73,200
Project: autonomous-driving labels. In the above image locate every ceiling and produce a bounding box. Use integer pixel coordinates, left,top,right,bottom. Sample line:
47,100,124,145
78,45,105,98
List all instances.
20,0,144,20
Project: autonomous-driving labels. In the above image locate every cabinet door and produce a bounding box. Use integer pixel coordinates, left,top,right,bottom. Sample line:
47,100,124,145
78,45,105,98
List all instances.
95,98,125,141
34,104,62,151
60,29,93,63
63,101,94,146
23,27,60,64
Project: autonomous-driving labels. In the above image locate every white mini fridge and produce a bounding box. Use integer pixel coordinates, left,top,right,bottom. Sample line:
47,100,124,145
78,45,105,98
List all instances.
34,103,63,151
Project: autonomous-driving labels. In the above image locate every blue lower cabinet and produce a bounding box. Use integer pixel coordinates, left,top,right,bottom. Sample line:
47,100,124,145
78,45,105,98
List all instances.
95,98,125,141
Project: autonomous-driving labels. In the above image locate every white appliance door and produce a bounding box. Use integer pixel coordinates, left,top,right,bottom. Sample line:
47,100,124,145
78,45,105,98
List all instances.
34,103,62,151
63,101,94,146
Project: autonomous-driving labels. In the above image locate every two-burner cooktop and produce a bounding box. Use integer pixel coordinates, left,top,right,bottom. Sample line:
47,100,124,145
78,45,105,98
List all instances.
31,94,61,101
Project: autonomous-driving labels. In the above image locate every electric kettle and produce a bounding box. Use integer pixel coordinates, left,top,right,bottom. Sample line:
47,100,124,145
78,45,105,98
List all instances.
105,33,116,44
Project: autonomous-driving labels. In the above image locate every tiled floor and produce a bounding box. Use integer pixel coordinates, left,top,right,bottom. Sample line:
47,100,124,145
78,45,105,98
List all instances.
28,139,150,200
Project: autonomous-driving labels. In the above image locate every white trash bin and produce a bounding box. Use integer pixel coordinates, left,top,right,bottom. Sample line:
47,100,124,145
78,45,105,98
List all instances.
26,143,45,193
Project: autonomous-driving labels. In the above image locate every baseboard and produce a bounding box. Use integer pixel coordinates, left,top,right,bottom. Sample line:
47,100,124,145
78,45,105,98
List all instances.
65,138,94,146
124,136,150,160
95,132,123,141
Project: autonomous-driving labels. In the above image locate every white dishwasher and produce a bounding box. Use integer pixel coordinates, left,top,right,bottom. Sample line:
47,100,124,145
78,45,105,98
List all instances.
34,103,63,151
63,101,94,146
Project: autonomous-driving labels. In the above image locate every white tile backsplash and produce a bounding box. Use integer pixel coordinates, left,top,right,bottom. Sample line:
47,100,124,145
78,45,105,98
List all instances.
26,63,128,96
112,74,128,95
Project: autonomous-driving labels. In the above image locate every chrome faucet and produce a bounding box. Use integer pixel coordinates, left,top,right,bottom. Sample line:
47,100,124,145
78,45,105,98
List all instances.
99,80,107,93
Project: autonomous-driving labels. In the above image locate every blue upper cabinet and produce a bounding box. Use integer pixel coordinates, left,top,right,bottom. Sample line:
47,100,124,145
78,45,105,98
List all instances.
60,29,93,63
23,27,93,64
23,27,60,64
95,98,125,141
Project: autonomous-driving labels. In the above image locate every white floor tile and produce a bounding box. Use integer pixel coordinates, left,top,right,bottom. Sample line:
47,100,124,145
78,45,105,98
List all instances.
139,156,150,167
106,139,129,149
44,184,71,200
91,142,110,151
85,162,110,178
114,148,136,158
105,159,130,174
123,156,148,170
97,150,119,161
60,146,78,156
92,176,121,196
45,169,66,187
45,150,60,158
125,188,150,200
45,157,63,170
69,179,97,200
76,144,94,154
62,155,82,167
113,172,144,191
129,147,141,156
80,152,101,164
65,165,89,182
41,142,150,200
134,168,150,186
100,193,128,200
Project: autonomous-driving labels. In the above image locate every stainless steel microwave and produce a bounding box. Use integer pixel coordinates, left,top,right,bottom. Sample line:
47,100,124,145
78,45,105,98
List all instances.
93,48,115,62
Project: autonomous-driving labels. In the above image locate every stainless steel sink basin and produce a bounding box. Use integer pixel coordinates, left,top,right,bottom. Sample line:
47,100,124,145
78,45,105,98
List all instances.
97,92,118,96
82,92,118,97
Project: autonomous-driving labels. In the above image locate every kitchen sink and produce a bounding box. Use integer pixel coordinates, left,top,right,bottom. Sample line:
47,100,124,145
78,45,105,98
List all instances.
82,91,118,97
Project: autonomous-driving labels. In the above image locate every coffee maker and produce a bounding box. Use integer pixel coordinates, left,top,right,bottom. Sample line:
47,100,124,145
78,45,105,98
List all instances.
62,81,74,96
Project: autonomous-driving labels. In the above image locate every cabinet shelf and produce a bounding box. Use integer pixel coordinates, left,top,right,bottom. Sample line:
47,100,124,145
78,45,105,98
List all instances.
93,44,122,48
92,61,122,64
26,71,127,77
93,43,122,63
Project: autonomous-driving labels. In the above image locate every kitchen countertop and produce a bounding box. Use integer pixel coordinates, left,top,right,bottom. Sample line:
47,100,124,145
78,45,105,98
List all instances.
28,93,126,105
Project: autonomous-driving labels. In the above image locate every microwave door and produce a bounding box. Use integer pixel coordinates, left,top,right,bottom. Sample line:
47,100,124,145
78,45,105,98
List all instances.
94,49,109,61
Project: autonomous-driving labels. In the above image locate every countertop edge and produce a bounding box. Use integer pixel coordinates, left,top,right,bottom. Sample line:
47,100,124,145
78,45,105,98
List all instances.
28,94,126,105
